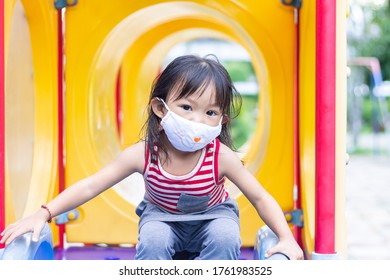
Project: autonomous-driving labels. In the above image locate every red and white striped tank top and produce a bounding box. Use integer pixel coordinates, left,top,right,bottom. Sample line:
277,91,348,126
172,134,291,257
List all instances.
143,139,229,214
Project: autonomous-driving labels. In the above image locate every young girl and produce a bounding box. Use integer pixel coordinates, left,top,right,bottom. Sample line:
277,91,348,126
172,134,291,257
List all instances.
1,54,303,260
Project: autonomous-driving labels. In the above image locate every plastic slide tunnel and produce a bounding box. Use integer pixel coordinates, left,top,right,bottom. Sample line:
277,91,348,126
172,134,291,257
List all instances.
0,0,348,259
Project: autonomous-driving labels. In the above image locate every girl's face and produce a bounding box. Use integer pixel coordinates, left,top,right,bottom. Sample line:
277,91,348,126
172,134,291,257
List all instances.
164,84,224,127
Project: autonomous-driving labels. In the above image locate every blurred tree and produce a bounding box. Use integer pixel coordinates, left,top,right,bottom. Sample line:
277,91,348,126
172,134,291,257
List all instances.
348,0,390,80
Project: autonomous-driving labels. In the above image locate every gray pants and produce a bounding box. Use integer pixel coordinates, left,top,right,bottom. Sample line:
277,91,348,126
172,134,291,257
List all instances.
135,218,241,260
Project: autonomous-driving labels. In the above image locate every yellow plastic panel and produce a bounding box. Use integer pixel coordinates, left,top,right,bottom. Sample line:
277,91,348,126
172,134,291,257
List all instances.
4,0,59,243
64,0,296,246
298,0,316,258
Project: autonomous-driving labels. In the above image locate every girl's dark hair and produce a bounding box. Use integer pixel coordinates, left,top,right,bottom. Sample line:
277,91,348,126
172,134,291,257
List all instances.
142,54,242,157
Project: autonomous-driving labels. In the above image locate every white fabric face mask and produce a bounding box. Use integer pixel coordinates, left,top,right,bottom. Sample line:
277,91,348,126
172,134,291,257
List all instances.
158,99,222,152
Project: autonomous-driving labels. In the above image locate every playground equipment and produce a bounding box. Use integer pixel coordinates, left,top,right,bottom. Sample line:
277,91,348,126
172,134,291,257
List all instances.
0,223,54,260
347,57,390,154
0,0,348,259
0,223,280,260
254,226,289,260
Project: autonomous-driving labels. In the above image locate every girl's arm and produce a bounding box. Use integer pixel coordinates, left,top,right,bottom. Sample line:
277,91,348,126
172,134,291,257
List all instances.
218,144,303,260
0,141,146,245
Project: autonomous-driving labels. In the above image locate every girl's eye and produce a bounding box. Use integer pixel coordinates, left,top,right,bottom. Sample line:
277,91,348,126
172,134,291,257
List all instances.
207,110,217,116
182,105,191,111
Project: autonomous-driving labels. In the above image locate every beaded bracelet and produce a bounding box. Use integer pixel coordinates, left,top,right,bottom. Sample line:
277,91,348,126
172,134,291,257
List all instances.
41,204,52,223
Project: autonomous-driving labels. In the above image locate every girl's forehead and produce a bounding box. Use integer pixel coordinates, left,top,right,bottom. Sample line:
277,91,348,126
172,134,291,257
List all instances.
169,79,217,99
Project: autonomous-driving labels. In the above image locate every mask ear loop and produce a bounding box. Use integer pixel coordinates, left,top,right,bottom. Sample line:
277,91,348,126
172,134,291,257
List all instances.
153,98,169,132
218,115,224,125
156,97,170,111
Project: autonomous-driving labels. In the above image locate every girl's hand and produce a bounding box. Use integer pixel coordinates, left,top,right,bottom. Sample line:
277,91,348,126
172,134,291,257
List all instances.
0,210,48,246
266,238,304,260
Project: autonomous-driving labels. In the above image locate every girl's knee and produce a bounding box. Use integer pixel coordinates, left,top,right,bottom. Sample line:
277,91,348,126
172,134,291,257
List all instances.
136,222,174,259
205,219,241,249
210,230,241,248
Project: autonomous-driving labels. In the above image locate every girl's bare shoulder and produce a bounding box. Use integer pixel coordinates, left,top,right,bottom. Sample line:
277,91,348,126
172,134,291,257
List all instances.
218,142,244,173
117,140,146,173
122,140,146,154
218,142,239,158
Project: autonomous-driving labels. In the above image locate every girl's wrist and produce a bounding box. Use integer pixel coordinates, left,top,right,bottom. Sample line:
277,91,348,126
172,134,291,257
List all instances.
40,205,53,223
277,231,296,242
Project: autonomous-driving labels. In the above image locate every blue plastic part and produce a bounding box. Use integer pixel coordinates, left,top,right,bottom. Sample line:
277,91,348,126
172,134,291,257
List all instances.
285,209,304,228
54,0,78,10
254,225,289,260
34,241,55,260
0,223,54,260
55,209,80,225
